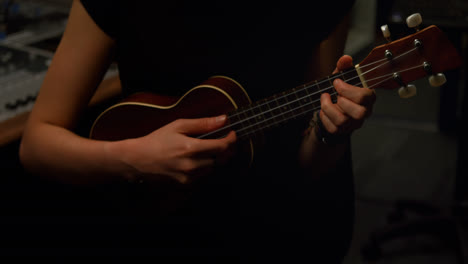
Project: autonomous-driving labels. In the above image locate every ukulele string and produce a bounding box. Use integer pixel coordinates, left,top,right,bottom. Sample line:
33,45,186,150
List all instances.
227,46,419,121
234,75,396,139
198,93,335,139
361,64,423,84
199,69,394,140
218,74,394,139
234,92,338,139
360,47,419,77
230,50,423,136
200,62,416,140
199,68,401,140
227,70,355,120
198,49,421,139
203,69,401,140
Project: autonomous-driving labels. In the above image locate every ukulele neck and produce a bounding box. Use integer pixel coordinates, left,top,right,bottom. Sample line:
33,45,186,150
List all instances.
227,67,361,140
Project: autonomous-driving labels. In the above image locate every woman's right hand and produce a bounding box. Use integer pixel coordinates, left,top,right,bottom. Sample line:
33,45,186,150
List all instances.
115,115,237,184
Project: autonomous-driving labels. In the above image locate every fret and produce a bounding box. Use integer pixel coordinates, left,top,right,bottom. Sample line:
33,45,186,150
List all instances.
340,71,346,82
227,111,239,127
326,76,338,103
276,92,289,112
295,84,310,105
247,105,260,136
241,105,259,137
302,82,321,115
273,91,293,121
287,88,301,117
328,76,334,87
268,94,287,124
342,68,360,86
293,87,300,100
309,81,319,95
251,102,264,124
227,109,243,133
227,110,251,139
259,98,273,121
316,78,331,96
249,101,268,137
233,99,264,138
306,81,321,110
238,114,255,139
232,100,266,139
238,109,250,127
260,96,284,132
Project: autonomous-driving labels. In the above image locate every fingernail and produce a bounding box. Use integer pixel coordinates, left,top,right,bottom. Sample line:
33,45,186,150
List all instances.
216,115,226,123
333,79,341,86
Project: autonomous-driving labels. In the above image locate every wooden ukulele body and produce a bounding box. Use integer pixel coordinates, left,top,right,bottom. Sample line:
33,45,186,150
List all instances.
90,75,255,166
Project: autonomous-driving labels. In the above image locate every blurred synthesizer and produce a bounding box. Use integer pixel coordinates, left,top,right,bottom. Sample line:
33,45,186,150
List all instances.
0,0,67,123
0,43,118,124
0,43,49,123
0,0,118,137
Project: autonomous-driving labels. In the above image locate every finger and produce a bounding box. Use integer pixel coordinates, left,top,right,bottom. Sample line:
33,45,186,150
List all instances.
171,173,191,185
174,115,228,135
319,110,338,134
333,55,354,74
172,158,216,184
336,96,371,120
188,130,237,157
188,158,215,176
320,93,349,129
333,79,376,106
214,137,237,166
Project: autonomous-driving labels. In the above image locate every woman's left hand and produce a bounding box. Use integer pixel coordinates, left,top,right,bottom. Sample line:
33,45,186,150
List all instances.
319,55,376,135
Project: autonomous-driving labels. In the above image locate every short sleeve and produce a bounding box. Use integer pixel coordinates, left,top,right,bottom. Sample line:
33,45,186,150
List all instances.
80,0,120,39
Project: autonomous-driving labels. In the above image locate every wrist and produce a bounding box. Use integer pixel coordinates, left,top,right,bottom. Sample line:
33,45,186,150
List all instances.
104,139,142,183
309,111,349,146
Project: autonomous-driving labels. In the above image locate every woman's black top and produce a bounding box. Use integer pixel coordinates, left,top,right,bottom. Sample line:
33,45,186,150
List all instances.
80,0,356,260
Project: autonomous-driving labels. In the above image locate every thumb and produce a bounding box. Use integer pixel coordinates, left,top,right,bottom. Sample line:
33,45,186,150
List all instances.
175,115,228,135
333,55,354,73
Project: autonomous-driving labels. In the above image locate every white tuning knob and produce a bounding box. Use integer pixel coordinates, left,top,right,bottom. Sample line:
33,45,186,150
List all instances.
406,13,422,29
428,73,447,87
398,84,417,99
381,24,391,42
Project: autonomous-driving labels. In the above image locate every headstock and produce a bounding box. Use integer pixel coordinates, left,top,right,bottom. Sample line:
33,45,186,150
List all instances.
356,13,462,98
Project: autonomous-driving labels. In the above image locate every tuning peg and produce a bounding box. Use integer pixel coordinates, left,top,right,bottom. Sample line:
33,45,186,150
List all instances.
406,13,422,31
428,73,447,87
381,24,391,42
398,84,417,99
393,73,416,99
422,62,447,87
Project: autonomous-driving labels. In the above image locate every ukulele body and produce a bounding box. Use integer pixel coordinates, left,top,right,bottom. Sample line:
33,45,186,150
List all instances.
90,75,255,166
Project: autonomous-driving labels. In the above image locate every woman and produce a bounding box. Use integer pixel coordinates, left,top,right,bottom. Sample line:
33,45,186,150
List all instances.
20,0,375,260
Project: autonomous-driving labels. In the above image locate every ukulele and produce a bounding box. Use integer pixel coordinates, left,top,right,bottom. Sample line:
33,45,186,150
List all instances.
89,15,462,168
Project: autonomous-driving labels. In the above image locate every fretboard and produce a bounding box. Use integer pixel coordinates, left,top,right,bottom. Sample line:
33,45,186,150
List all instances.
199,67,360,140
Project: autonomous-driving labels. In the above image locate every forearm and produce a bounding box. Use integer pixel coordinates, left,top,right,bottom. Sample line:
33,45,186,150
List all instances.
20,121,133,185
20,115,236,186
298,13,354,176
